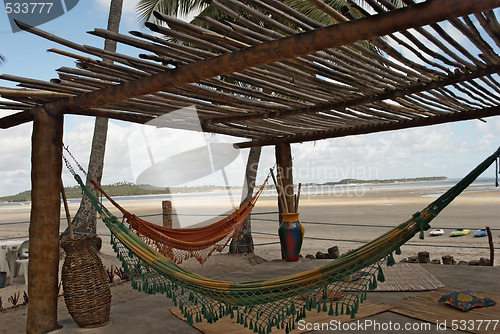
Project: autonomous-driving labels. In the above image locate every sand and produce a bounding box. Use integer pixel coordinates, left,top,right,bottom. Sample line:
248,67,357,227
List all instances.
0,181,498,332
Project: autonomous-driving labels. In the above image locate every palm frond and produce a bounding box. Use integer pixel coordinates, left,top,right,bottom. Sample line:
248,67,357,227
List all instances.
136,0,208,24
284,0,350,24
0,54,5,63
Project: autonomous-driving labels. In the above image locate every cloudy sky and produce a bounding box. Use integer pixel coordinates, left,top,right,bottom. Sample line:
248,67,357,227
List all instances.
0,1,499,197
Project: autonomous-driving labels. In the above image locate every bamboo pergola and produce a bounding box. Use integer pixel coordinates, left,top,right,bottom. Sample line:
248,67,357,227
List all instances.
1,0,500,332
2,0,500,146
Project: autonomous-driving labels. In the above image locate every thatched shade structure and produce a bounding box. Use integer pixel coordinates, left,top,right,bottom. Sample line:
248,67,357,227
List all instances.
1,0,500,332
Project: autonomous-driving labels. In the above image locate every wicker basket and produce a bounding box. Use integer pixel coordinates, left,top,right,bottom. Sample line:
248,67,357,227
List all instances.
61,235,111,328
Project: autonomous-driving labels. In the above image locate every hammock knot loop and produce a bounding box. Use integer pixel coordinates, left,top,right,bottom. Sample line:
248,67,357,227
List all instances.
412,212,426,240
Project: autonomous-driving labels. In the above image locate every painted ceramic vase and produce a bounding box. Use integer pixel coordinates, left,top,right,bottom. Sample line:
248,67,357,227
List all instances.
278,213,304,262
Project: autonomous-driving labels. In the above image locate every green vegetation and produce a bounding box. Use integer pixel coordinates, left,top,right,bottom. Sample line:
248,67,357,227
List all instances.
0,177,447,203
323,176,447,186
0,182,239,203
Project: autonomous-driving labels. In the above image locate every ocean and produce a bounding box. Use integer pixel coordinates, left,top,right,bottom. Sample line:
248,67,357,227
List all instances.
0,177,497,207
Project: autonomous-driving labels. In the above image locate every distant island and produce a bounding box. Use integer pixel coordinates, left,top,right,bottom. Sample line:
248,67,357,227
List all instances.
322,176,447,186
0,176,447,203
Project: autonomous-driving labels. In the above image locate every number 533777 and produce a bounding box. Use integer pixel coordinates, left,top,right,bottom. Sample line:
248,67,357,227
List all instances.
5,2,53,14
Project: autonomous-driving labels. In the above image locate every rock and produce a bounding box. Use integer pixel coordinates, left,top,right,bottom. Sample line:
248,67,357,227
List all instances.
479,257,490,266
442,255,455,265
457,261,468,265
315,252,329,259
305,254,315,260
399,258,408,263
407,256,419,263
430,259,441,264
418,251,430,263
468,260,480,266
327,246,340,259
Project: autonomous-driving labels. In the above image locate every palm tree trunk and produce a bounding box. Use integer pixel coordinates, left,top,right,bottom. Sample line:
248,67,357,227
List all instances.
229,146,262,254
68,0,123,250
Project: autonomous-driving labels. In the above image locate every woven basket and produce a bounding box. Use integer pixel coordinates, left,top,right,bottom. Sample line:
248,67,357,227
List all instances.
61,235,111,328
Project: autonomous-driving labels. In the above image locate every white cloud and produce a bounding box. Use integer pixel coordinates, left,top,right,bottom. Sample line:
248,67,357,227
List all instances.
94,0,139,15
93,0,142,29
2,114,499,197
0,122,32,196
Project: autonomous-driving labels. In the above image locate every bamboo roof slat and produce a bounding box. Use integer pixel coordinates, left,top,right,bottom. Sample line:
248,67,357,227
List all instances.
449,17,500,65
479,11,500,48
372,0,481,70
458,81,498,107
481,75,500,95
0,0,499,143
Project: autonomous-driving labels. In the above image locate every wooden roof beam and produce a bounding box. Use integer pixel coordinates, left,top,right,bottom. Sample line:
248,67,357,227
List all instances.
234,106,500,148
2,0,498,129
205,64,500,124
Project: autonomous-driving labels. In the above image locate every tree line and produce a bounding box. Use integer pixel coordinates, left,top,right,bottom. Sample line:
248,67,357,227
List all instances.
0,182,242,203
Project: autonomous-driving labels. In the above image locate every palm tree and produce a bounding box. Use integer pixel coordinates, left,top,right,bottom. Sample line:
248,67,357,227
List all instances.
137,0,207,22
67,0,123,250
134,0,395,254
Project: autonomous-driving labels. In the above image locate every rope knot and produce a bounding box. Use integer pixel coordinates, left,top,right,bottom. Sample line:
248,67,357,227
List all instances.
412,212,425,240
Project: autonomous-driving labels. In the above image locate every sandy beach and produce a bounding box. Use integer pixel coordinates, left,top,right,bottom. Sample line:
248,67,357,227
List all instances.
0,180,498,332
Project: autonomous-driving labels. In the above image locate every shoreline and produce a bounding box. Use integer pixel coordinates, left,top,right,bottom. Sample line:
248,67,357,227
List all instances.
0,182,498,330
1,176,496,205
0,182,498,278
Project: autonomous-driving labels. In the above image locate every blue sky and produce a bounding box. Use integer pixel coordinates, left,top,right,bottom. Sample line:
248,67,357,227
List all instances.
0,1,499,197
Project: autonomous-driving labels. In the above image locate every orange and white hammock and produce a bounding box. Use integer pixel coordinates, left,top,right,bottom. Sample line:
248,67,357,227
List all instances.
90,177,268,264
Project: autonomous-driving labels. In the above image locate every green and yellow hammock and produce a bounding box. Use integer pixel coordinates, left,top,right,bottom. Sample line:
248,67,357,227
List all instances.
73,147,499,334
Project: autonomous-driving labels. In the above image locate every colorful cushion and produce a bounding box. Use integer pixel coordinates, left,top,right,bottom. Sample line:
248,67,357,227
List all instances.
438,289,496,311
343,271,369,282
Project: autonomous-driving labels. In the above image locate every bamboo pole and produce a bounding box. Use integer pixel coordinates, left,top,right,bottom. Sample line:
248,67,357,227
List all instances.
270,168,287,212
295,183,302,212
47,48,100,64
277,172,289,214
0,88,75,98
61,180,74,239
486,226,494,266
162,201,172,228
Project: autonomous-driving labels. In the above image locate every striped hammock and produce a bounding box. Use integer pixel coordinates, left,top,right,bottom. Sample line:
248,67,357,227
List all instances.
74,147,499,334
88,176,269,265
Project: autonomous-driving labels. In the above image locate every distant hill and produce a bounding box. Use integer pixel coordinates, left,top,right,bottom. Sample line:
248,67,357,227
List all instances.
0,177,447,203
323,176,447,186
0,182,235,203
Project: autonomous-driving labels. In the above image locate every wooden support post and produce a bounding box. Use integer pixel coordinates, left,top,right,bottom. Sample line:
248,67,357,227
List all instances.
486,226,494,266
162,200,172,228
275,142,294,259
275,142,295,213
28,106,63,333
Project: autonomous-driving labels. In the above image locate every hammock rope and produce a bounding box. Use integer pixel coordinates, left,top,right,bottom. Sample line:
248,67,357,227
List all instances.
71,146,499,334
63,143,270,264
88,176,269,265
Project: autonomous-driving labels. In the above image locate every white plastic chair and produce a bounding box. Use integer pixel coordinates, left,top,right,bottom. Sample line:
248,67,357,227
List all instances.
12,240,29,286
16,258,29,287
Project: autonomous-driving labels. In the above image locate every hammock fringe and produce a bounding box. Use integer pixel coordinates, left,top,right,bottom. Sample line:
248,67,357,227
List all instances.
73,147,499,333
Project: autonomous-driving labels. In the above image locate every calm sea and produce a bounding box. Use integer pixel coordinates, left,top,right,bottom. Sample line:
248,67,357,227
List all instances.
0,177,497,207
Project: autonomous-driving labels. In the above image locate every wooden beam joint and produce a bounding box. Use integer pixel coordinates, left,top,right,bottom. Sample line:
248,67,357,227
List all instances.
235,106,500,148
